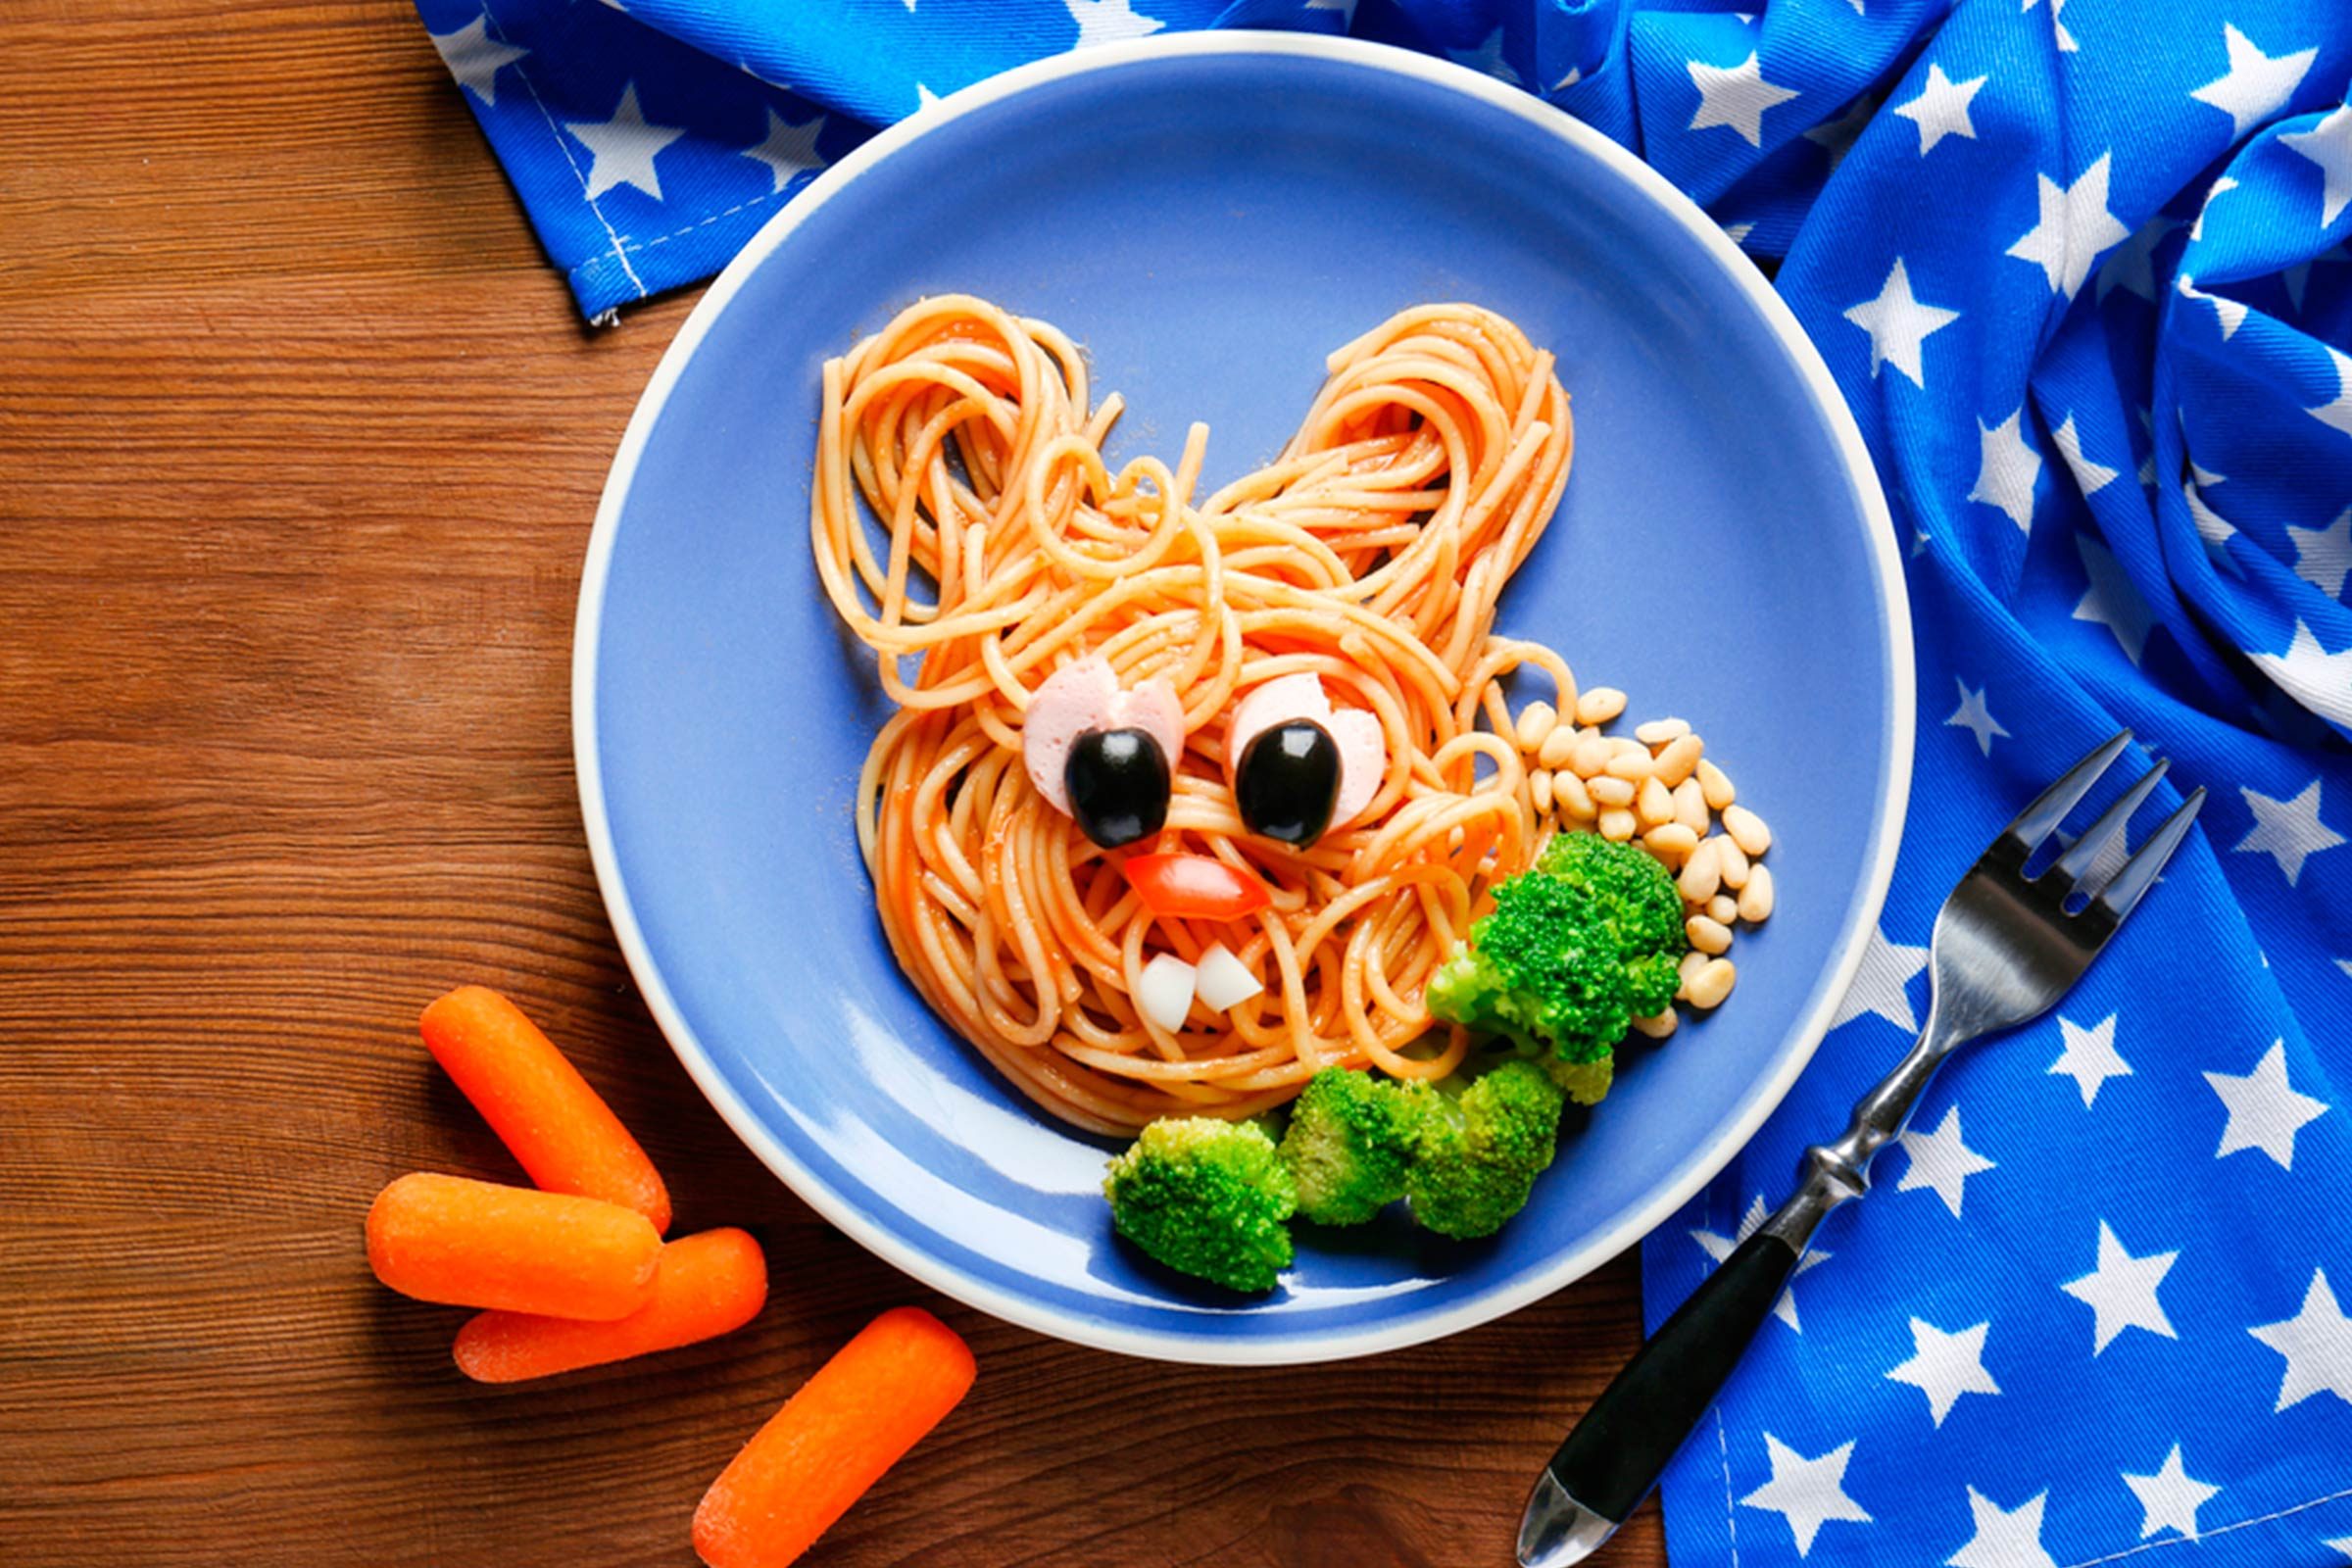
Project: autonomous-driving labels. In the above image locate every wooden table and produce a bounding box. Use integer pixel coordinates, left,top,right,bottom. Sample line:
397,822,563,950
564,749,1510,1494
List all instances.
0,5,1662,1562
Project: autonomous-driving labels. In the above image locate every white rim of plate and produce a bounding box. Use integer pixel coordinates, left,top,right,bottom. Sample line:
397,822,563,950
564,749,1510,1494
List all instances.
573,30,1916,1366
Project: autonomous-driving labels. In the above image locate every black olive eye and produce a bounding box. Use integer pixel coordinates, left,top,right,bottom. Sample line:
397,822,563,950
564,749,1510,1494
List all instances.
1236,719,1341,847
1064,727,1171,849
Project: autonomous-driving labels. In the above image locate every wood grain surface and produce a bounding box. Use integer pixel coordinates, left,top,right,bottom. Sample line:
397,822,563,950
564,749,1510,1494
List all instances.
0,5,1666,1563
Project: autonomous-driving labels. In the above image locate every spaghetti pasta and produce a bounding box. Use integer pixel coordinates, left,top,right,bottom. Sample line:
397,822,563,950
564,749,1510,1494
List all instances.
811,296,1580,1134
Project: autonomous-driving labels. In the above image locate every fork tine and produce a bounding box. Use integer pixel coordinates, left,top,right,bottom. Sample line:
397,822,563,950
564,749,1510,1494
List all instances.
2049,760,2169,891
2092,787,2205,924
1998,730,2132,858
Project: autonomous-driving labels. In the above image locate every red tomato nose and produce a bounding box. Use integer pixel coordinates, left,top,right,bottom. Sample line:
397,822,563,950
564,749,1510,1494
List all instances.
1119,853,1272,922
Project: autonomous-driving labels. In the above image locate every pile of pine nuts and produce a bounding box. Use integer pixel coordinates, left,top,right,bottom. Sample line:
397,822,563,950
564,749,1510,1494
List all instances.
1508,688,1775,1039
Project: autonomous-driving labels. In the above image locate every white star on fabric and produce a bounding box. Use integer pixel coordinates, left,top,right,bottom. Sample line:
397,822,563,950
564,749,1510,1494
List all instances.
2289,509,2352,598
2050,412,2119,497
2122,1445,2221,1540
2205,1039,2328,1170
2189,24,2317,139
2095,216,2177,303
1804,91,1878,172
739,109,826,196
2183,477,2242,575
2250,1269,2352,1411
2051,1011,2132,1106
2327,1536,2352,1561
429,14,529,108
564,83,685,202
1887,1319,2001,1427
2022,0,2076,52
2256,620,2352,724
1946,1488,2054,1568
1446,26,1521,85
2191,176,2240,241
1834,923,1931,1032
1895,1104,1996,1218
1065,0,1163,48
1691,1195,1831,1331
1844,259,1960,387
1893,64,1984,157
2309,346,2352,439
915,83,941,109
2234,779,2343,886
2281,104,2352,227
2007,153,2131,297
2062,1220,2179,1353
1688,52,1801,148
1740,1436,1873,1558
2073,533,2155,665
2177,272,2249,338
1946,677,2011,757
1969,408,2041,532
1552,66,1584,91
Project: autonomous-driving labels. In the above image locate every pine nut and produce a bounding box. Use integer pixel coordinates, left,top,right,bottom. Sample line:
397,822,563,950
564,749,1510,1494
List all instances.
1652,733,1705,789
1630,1008,1679,1040
1686,914,1734,955
1604,749,1656,782
1673,778,1710,835
1716,835,1751,890
1576,686,1627,725
1687,958,1737,1010
1591,775,1636,808
1645,822,1699,858
1696,759,1736,811
1738,863,1775,923
1554,770,1596,819
1635,717,1690,747
1515,702,1558,752
1678,839,1722,903
1724,805,1773,857
1638,776,1674,826
1598,808,1638,842
1531,769,1554,814
1569,734,1614,778
1538,726,1579,770
1677,950,1709,997
1708,893,1739,924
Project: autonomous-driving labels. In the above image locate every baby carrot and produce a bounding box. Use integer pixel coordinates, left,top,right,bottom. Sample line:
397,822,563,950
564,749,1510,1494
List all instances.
453,1228,768,1384
692,1306,977,1568
366,1172,660,1321
420,985,672,1233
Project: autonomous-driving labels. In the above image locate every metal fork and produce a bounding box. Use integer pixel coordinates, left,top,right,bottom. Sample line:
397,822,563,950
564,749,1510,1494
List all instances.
1517,732,2206,1566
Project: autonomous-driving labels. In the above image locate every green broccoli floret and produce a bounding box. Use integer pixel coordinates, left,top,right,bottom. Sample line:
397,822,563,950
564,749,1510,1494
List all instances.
1538,831,1686,1015
1425,871,1632,1061
1279,1067,1426,1224
1424,832,1688,1080
1545,1054,1615,1107
1103,1118,1297,1292
1404,1059,1566,1238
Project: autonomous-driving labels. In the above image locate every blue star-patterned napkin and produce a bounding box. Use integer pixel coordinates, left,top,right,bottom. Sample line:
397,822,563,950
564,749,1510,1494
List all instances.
417,0,2352,1560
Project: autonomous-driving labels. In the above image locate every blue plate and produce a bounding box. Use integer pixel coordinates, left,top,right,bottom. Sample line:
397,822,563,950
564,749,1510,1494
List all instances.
576,34,1912,1364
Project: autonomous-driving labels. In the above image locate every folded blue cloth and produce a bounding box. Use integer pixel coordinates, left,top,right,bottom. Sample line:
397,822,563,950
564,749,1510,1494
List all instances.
418,0,2352,1559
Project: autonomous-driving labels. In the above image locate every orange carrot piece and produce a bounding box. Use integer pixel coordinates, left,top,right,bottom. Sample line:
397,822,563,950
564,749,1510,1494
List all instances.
366,1172,660,1321
453,1228,768,1384
420,985,672,1233
692,1306,977,1568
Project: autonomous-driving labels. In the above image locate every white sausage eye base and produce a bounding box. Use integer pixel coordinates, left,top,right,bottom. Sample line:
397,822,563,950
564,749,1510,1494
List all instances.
1223,672,1386,831
1022,657,1186,816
